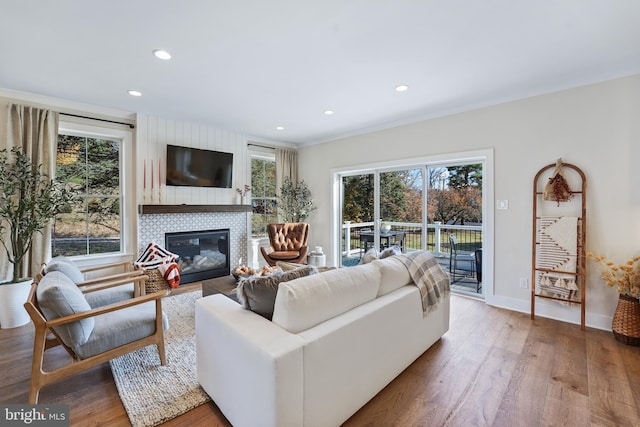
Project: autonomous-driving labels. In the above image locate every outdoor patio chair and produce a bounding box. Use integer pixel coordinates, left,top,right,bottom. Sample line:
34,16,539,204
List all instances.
23,271,169,404
449,235,477,288
391,231,406,252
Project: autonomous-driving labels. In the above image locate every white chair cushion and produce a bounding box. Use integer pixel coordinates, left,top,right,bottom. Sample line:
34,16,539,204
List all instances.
272,263,380,333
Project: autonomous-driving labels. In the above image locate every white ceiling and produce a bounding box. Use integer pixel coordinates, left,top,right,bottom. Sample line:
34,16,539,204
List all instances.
2,1,640,145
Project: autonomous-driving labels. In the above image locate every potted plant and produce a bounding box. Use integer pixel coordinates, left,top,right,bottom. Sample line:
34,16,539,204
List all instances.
278,177,316,223
0,147,72,328
588,252,640,345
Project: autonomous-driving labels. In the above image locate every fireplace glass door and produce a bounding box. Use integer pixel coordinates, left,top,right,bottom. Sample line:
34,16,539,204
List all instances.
165,229,230,283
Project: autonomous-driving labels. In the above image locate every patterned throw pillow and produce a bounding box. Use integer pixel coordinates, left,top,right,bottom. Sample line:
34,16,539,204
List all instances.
236,265,317,319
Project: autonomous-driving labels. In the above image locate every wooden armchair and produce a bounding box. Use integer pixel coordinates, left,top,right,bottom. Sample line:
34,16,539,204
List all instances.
260,223,310,266
42,256,146,306
24,271,169,404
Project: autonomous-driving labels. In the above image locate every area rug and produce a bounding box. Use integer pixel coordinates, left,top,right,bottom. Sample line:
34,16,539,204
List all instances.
109,291,210,427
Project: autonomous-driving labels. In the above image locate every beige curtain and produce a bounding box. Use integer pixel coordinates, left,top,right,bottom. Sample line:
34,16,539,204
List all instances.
275,148,298,191
2,104,59,279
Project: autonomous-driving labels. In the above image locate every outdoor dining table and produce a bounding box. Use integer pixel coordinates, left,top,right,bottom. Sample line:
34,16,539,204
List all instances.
359,230,399,255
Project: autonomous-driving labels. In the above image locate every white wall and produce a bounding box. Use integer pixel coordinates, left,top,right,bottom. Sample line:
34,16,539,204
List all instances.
297,74,640,330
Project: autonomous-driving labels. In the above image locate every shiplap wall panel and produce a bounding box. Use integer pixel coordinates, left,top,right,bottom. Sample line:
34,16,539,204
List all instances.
137,114,249,206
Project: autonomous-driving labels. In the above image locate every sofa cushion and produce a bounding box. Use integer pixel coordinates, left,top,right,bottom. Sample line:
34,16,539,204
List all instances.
236,266,317,319
36,271,94,347
268,250,302,260
372,256,412,297
44,256,85,283
272,263,380,333
72,301,168,360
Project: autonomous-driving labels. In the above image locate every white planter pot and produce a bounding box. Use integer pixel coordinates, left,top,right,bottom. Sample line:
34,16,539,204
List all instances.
0,278,33,329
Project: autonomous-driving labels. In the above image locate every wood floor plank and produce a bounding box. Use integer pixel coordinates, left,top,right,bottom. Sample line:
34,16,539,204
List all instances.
541,382,591,426
587,329,640,426
492,320,557,425
3,292,640,427
444,347,520,427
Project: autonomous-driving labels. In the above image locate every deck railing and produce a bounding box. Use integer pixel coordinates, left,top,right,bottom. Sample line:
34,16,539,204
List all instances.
342,221,482,258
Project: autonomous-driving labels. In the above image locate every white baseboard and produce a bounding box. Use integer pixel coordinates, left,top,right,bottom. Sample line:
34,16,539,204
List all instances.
487,294,612,332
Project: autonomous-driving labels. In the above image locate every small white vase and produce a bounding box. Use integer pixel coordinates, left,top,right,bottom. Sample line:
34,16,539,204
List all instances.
0,278,33,329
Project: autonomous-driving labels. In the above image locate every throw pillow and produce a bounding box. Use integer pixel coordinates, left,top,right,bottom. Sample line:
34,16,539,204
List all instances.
360,248,379,264
380,245,402,259
236,265,317,319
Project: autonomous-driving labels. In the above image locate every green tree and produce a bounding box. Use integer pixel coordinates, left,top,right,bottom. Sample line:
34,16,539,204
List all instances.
380,172,408,222
342,174,374,223
250,157,277,236
447,164,482,189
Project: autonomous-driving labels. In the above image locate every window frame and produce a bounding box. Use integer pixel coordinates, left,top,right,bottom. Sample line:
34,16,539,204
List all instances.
56,120,134,265
249,150,277,238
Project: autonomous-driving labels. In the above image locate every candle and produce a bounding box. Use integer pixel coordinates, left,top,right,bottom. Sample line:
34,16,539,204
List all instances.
158,159,161,187
143,160,146,189
151,160,154,189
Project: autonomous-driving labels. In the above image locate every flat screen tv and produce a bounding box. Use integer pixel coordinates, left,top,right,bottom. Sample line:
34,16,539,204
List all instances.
166,145,233,188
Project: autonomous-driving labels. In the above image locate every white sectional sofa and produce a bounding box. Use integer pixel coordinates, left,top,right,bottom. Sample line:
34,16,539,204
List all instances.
195,253,450,427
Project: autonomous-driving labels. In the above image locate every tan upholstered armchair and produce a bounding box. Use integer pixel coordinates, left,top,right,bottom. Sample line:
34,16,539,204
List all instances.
260,223,310,266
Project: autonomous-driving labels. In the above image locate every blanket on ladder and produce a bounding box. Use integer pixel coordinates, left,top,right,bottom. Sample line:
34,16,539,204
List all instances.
398,251,450,315
537,216,579,303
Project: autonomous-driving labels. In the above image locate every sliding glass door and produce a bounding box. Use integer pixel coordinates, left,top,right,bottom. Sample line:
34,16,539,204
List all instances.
338,161,485,297
340,167,423,266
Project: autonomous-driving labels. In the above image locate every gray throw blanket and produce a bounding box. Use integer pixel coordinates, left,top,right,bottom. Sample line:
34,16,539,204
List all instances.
398,251,450,315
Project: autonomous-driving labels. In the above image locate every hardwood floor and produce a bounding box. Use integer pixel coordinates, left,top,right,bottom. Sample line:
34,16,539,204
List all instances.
2,287,639,426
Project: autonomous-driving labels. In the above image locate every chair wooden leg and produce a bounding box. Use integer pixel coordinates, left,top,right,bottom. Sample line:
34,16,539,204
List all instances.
156,300,167,365
28,325,48,404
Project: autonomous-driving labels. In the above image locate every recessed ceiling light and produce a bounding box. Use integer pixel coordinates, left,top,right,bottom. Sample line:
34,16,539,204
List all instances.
276,126,284,131
128,90,142,97
323,110,334,115
153,49,171,60
395,84,409,92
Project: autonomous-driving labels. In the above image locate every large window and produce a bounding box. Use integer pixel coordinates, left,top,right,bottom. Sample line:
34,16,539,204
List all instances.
250,153,277,237
52,128,123,256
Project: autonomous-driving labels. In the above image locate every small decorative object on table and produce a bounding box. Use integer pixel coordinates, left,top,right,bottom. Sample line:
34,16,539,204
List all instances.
308,246,326,267
589,253,640,345
233,264,280,281
380,222,391,233
233,264,255,281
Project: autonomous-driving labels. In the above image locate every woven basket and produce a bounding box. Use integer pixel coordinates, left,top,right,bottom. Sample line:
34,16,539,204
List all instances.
143,269,169,294
612,294,640,346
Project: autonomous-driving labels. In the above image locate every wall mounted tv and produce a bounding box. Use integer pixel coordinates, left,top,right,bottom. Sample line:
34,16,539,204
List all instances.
166,145,233,188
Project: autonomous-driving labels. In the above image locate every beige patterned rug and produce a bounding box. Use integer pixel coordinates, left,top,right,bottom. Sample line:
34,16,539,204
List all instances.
110,291,210,427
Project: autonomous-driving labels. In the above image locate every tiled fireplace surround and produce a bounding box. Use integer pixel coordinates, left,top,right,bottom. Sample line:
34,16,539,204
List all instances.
138,209,250,282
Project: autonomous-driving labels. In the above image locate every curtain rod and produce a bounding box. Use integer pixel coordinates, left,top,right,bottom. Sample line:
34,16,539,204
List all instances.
60,112,135,129
247,143,276,150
